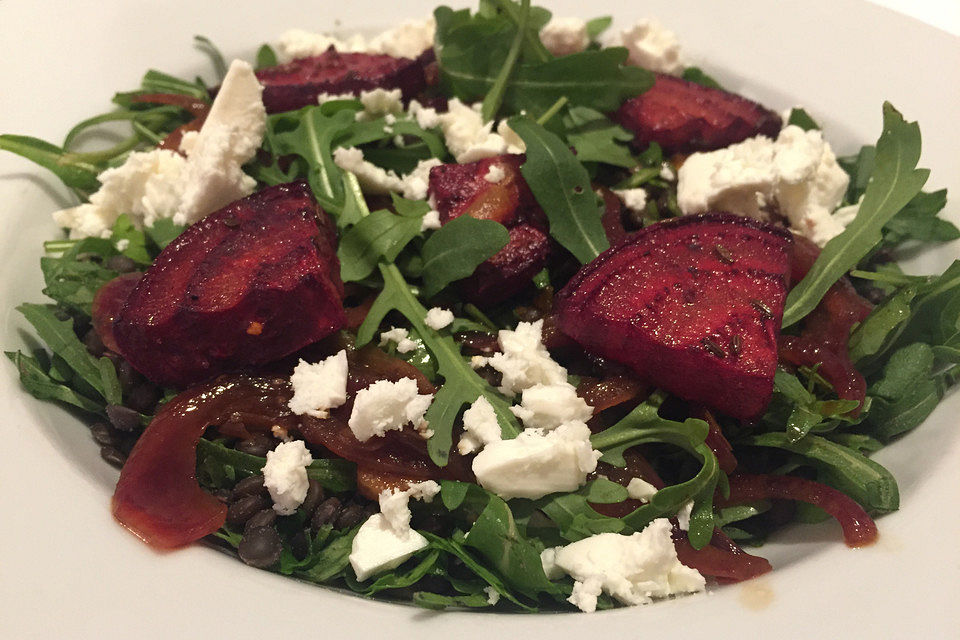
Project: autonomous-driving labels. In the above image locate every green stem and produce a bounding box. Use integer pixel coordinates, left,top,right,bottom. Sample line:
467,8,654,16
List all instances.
480,0,531,123
490,0,551,63
535,96,568,126
68,135,142,164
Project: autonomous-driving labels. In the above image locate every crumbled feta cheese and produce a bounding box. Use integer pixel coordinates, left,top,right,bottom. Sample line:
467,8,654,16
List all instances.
677,125,851,245
287,350,348,418
484,586,501,605
400,158,442,201
276,29,367,62
484,320,569,396
378,480,441,532
348,377,433,441
316,91,357,104
539,17,589,57
333,146,404,194
676,501,694,532
54,60,265,238
626,477,658,502
424,307,454,330
437,99,523,163
262,440,313,515
420,209,441,231
613,188,648,214
380,327,418,354
276,18,433,63
660,163,676,181
349,514,429,581
457,396,503,455
356,88,404,121
367,17,436,58
510,383,593,431
612,19,684,75
408,99,441,129
542,519,705,613
114,238,130,252
472,421,600,499
483,163,507,184
496,120,526,153
175,60,266,226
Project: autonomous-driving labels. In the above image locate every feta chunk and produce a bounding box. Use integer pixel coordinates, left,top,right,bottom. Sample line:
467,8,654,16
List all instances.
420,209,441,231
424,307,454,330
510,383,593,431
400,158,442,201
287,350,348,418
483,163,506,184
356,88,404,121
349,514,429,581
677,125,852,245
484,320,569,396
333,147,404,194
484,586,501,605
408,99,441,129
612,188,648,214
276,18,433,63
438,99,523,163
367,17,436,58
379,327,418,354
276,29,367,62
539,17,589,57
378,480,440,532
612,19,684,75
542,519,705,613
472,421,600,499
262,440,313,515
676,501,694,532
626,477,658,502
348,377,433,441
457,396,503,455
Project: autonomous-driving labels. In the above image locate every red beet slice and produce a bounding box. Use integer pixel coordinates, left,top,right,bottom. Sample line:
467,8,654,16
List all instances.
253,47,427,114
92,273,142,354
428,155,550,305
112,375,298,549
113,181,345,387
614,74,781,154
555,213,792,421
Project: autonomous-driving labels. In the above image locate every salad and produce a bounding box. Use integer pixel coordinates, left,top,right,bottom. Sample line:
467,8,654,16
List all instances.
3,0,958,614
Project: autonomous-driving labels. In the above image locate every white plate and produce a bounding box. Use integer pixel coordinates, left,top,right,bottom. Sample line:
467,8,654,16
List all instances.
1,1,958,638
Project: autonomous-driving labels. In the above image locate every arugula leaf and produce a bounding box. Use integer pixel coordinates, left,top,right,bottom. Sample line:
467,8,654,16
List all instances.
787,107,820,131
193,35,228,82
144,218,186,251
338,206,424,282
5,351,104,414
782,103,929,327
849,285,918,365
762,370,862,443
681,67,722,89
40,238,121,316
295,528,359,583
255,44,278,70
883,189,957,243
741,432,899,513
356,549,441,595
420,216,509,298
891,260,960,350
0,135,101,193
585,16,613,40
109,215,151,264
358,263,520,466
562,106,637,168
413,591,493,610
865,343,948,441
480,0,531,122
510,117,610,263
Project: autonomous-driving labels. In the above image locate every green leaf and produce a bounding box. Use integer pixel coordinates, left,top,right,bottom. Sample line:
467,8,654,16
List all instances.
866,343,946,441
0,134,101,193
849,285,917,364
144,218,187,251
741,432,899,513
883,189,958,243
357,263,520,466
296,528,359,583
5,351,104,414
480,0,531,122
783,103,929,327
562,106,636,168
787,107,820,131
509,117,610,263
584,16,613,40
255,44,278,70
337,208,424,282
109,215,151,265
359,549,441,594
40,237,121,316
420,216,510,298
681,67,722,89
413,591,493,609
193,35,228,82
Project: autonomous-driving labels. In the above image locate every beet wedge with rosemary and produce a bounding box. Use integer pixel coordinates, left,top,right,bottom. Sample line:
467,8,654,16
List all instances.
555,213,792,421
614,73,781,154
112,181,345,387
428,154,550,304
253,47,427,113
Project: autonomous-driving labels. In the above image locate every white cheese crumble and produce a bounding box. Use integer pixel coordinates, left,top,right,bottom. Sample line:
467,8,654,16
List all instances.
484,586,501,605
287,350,349,418
400,158,442,201
348,377,433,442
349,479,440,581
540,519,705,613
676,501,694,532
472,421,600,500
367,17,436,59
481,320,569,397
457,396,503,455
408,99,441,129
510,383,593,431
316,91,357,104
276,17,435,63
54,60,266,238
677,125,851,245
483,163,507,184
262,440,313,515
610,19,684,75
660,163,676,181
420,209,442,231
626,477,658,502
539,17,589,57
333,146,404,194
424,307,454,330
438,99,524,163
356,88,404,121
612,188,648,214
380,327,418,354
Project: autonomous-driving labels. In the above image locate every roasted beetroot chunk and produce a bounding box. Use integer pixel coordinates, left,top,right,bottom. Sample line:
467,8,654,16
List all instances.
555,214,792,421
614,74,781,154
113,182,345,387
428,155,550,305
253,48,427,113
